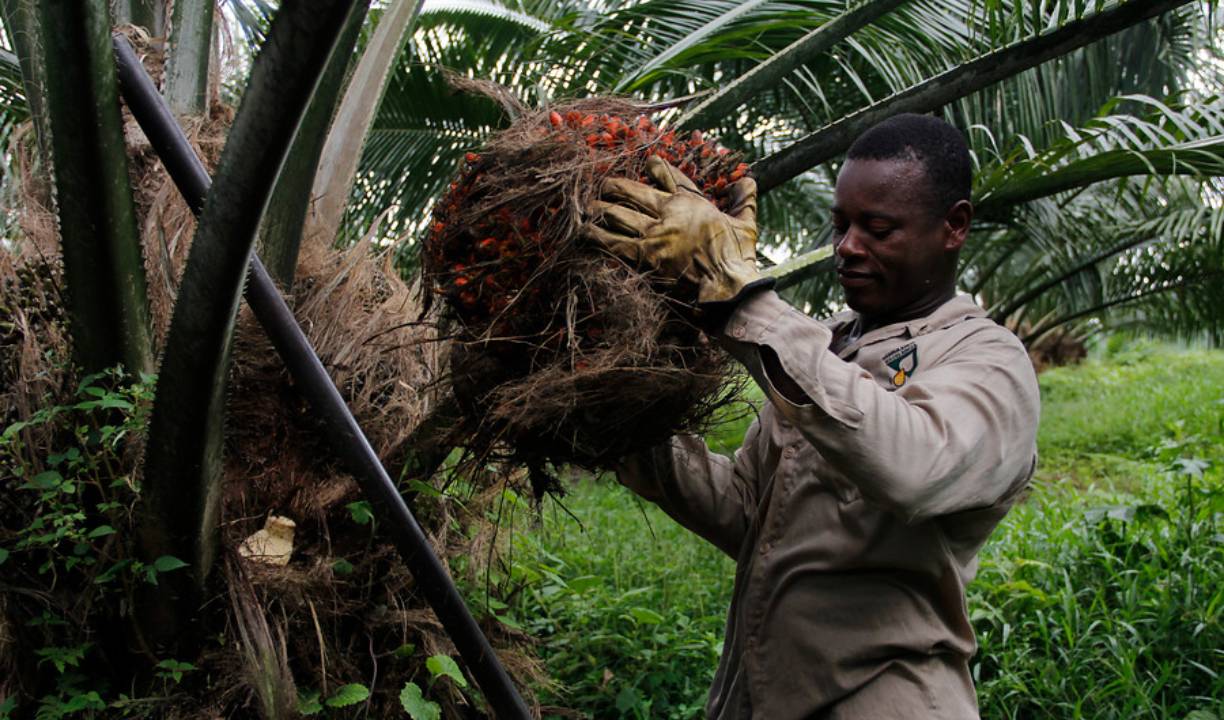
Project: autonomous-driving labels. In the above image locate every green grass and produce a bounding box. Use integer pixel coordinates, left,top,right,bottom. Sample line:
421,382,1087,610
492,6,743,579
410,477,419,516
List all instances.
506,345,1224,719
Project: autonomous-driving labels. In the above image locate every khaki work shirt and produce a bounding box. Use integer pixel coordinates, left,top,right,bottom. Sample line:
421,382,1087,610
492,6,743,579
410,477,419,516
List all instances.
619,291,1040,719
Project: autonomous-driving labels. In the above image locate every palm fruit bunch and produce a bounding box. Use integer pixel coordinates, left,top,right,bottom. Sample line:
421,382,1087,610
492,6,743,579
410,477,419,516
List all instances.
421,98,748,474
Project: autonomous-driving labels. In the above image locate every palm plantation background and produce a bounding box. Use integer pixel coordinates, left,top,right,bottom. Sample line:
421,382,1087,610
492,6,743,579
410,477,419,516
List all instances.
0,0,1221,717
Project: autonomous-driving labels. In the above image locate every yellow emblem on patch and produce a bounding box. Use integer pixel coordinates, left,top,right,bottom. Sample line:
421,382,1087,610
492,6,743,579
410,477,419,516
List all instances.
883,343,919,388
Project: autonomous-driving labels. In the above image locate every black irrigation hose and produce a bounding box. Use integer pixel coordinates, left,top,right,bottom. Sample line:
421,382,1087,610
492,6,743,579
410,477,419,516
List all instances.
112,34,532,720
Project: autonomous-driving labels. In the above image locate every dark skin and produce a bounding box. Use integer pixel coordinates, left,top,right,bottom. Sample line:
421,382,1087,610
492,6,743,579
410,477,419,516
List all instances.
758,156,973,404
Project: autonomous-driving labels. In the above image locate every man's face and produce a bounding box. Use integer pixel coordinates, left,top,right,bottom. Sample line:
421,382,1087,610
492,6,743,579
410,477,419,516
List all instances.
831,157,966,321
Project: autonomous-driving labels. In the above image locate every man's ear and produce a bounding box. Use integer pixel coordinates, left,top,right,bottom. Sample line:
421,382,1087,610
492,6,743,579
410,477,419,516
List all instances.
943,199,973,252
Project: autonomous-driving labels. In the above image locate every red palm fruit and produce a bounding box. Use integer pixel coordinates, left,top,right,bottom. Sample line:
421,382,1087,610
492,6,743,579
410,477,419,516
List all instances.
715,177,728,190
478,237,498,256
454,275,470,287
549,110,563,128
465,152,479,163
586,134,600,147
565,110,582,127
459,290,477,307
600,132,614,148
581,114,595,128
431,221,445,234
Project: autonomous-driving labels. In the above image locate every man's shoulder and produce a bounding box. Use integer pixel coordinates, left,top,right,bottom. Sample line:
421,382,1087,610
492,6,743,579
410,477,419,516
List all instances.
918,298,1033,374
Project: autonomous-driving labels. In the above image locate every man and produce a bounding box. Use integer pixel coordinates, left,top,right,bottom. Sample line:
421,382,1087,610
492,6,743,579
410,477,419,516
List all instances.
586,113,1040,719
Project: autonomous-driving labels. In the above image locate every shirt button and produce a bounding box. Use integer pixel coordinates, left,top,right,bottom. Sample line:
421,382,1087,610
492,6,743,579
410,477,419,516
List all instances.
732,325,746,339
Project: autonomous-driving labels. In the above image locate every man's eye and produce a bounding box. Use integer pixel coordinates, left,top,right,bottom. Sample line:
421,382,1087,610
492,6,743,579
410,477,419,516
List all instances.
868,224,893,239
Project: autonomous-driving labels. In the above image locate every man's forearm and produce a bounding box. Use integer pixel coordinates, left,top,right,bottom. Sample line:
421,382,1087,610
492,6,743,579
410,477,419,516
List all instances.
714,290,1040,522
614,435,761,558
759,344,813,405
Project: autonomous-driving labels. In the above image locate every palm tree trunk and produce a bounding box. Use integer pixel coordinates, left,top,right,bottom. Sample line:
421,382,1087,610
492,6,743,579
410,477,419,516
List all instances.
137,0,362,651
17,0,154,375
304,0,423,249
112,0,164,36
1,0,50,166
258,2,370,286
163,0,214,115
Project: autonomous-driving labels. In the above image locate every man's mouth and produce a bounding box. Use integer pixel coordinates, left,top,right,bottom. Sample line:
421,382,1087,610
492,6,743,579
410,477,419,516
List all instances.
836,268,878,288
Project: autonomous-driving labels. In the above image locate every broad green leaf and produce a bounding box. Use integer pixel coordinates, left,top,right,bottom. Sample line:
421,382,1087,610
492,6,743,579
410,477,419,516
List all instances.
567,575,602,593
152,555,189,573
399,681,441,720
347,500,375,526
630,607,665,625
29,470,62,490
297,690,323,716
425,654,468,688
325,683,370,708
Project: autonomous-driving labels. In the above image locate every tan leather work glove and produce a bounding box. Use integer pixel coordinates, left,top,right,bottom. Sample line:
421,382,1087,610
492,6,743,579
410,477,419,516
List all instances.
585,155,774,307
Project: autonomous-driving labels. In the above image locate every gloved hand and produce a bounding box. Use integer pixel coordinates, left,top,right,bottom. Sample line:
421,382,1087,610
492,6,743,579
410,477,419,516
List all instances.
585,155,773,307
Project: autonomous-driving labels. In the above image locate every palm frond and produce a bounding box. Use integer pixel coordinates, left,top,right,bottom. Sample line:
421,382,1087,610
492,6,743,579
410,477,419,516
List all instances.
677,0,910,130
340,0,559,250
976,94,1224,217
140,0,359,643
752,0,1196,192
306,0,423,253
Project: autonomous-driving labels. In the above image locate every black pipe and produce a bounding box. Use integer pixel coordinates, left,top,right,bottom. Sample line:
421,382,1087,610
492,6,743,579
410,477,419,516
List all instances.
113,35,532,720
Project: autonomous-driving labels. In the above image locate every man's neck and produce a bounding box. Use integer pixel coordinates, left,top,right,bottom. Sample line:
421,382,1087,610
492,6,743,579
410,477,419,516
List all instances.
858,287,958,335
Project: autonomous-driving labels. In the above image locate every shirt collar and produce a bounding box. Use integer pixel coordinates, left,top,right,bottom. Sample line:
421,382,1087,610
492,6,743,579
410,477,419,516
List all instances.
828,294,987,356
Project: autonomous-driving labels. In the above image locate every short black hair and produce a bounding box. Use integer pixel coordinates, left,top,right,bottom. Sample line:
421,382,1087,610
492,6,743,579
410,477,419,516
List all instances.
846,113,972,217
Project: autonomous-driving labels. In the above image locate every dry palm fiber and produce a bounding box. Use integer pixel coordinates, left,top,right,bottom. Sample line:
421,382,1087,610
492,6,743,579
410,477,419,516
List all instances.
423,87,749,473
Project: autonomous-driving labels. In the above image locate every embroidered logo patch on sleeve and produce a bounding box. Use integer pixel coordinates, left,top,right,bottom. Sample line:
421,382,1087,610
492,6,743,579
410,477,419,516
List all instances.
883,342,919,387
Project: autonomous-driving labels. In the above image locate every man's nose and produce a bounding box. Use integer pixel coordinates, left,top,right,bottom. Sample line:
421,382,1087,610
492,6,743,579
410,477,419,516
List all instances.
835,227,867,261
